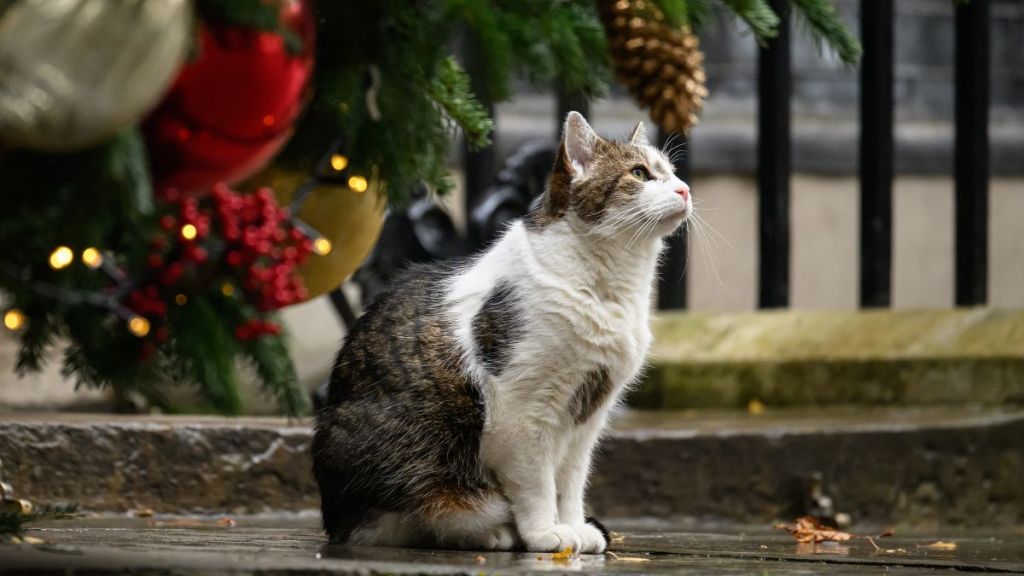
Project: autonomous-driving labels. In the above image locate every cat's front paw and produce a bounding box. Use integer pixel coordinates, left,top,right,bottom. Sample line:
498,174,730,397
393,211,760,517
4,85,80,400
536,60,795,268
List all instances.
571,522,608,554
520,524,581,553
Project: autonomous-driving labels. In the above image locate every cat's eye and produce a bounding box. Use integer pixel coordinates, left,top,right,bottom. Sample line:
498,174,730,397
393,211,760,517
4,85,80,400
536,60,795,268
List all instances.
630,166,651,182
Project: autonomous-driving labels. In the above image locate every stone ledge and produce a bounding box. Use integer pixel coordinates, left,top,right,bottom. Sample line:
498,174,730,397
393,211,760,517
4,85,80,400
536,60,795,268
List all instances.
1,409,1021,527
633,308,1024,409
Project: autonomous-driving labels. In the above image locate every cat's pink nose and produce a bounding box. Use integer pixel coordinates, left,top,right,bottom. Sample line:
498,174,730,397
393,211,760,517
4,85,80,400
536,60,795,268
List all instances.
675,184,690,200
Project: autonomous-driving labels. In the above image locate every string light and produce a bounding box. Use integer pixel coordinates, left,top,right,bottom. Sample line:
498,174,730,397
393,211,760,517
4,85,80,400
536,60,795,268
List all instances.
329,154,348,172
3,309,26,331
180,224,197,240
48,246,74,269
221,283,235,297
81,247,103,269
174,294,188,306
313,238,332,256
347,175,368,193
127,315,150,337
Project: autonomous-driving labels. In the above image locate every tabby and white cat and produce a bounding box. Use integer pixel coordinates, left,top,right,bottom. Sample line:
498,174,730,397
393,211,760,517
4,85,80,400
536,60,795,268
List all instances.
313,112,691,553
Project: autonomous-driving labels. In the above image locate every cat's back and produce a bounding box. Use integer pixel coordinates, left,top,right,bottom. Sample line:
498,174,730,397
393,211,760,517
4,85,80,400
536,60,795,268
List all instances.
327,262,474,406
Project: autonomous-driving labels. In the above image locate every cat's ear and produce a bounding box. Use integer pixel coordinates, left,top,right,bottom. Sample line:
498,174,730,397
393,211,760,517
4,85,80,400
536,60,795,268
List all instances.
561,111,600,178
628,121,648,145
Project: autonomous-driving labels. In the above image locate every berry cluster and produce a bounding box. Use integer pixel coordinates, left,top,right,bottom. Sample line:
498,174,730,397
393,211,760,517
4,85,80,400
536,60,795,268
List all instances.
208,183,313,310
124,183,312,350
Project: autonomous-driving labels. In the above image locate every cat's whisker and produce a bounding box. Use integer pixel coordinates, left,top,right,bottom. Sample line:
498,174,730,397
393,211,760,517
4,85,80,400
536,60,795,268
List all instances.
689,212,724,287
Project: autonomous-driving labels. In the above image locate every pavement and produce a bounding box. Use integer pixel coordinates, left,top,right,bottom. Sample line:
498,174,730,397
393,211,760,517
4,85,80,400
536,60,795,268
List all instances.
2,516,1022,575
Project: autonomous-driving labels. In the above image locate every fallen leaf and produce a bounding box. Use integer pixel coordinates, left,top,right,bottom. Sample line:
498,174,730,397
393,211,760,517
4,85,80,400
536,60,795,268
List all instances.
133,508,154,518
607,551,650,563
922,541,957,551
551,546,574,560
609,531,625,544
774,516,852,543
217,517,236,527
21,536,44,545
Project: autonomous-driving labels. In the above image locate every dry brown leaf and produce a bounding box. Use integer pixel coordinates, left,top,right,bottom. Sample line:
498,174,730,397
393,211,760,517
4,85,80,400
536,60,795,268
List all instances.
774,516,853,543
922,541,957,551
21,536,44,545
607,551,650,563
609,531,625,544
133,507,155,518
551,546,574,560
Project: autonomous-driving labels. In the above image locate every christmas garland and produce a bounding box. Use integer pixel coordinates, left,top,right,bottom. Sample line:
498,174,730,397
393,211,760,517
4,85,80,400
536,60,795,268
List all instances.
0,0,859,415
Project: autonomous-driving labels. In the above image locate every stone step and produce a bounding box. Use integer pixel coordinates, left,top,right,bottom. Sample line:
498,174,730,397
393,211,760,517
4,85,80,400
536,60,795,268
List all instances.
1,408,1020,527
633,308,1024,410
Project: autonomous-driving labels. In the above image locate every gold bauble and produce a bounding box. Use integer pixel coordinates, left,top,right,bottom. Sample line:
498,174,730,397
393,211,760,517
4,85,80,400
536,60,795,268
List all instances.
0,0,192,151
250,165,386,301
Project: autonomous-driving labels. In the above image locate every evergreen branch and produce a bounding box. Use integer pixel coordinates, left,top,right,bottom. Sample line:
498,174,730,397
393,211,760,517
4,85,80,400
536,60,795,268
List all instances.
425,58,494,151
241,330,307,418
719,0,780,42
788,0,862,63
195,0,303,52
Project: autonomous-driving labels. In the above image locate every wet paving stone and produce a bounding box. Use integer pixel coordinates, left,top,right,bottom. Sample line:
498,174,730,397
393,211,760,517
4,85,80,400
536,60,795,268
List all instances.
1,516,1021,575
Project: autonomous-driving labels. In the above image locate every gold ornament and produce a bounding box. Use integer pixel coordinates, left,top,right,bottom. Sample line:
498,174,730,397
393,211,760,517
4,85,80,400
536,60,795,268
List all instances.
250,165,386,301
597,0,708,134
0,0,192,151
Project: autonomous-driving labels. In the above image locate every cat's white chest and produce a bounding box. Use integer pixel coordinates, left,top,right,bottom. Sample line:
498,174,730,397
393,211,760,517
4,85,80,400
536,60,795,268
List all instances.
565,289,651,377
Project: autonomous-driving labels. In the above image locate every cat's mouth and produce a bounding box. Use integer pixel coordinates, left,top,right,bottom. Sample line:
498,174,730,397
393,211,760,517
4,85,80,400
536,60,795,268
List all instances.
662,206,689,222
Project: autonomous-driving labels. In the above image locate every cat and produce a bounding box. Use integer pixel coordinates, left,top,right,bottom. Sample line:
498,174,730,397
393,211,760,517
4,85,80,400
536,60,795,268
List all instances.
312,112,691,553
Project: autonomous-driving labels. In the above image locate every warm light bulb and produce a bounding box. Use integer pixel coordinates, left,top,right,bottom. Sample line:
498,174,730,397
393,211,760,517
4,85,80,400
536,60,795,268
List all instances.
330,154,348,172
3,309,26,331
221,283,236,297
181,224,198,240
348,175,368,193
48,246,74,269
174,294,188,306
81,247,103,269
313,238,332,256
128,316,150,337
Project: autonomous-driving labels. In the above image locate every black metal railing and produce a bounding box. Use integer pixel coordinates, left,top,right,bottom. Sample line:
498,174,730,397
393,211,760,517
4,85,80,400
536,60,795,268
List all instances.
334,2,993,325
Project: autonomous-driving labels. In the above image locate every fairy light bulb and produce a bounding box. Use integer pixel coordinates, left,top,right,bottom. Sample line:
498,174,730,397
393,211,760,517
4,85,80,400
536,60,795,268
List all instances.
127,315,150,337
347,175,368,193
48,246,74,269
221,283,236,297
313,238,332,256
174,294,188,306
81,247,103,269
329,154,348,172
180,224,197,240
4,309,26,331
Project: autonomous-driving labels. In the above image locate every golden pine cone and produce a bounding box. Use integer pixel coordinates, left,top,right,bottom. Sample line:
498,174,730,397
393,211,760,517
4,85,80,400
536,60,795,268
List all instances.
597,0,709,134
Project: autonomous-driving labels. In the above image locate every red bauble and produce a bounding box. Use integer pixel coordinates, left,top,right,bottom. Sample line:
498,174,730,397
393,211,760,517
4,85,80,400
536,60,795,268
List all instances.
144,0,315,192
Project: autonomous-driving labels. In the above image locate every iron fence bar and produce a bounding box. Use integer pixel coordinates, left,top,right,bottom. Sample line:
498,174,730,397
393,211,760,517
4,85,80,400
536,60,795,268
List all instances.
757,0,791,308
657,129,688,310
954,0,990,306
556,82,590,129
462,34,495,247
859,0,895,308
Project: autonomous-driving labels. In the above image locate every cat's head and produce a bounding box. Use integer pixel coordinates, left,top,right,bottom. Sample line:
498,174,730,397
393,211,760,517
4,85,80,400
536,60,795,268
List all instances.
529,111,690,242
